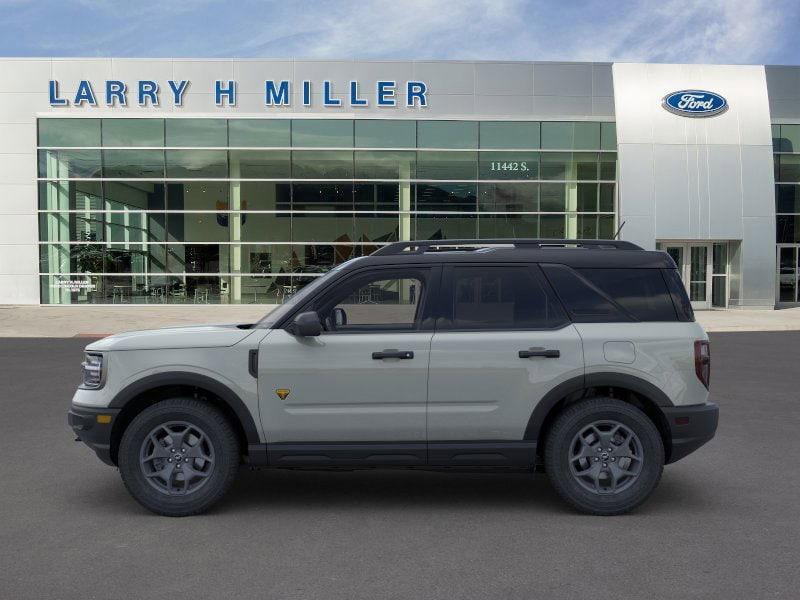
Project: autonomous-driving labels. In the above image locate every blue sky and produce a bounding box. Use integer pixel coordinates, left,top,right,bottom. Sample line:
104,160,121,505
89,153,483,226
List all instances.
1,0,798,65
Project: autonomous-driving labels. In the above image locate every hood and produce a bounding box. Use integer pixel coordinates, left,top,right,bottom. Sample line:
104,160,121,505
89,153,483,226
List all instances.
85,323,257,352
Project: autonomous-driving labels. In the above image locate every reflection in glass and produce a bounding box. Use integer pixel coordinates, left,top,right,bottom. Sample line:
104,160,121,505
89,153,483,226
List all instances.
229,150,290,179
292,183,354,211
39,119,100,147
415,214,477,239
479,122,540,149
166,150,228,178
477,214,539,238
103,149,164,178
355,120,416,148
167,182,229,211
103,119,164,147
479,152,539,180
292,120,353,147
292,213,355,242
478,183,538,212
417,121,478,149
38,149,102,178
292,150,353,178
415,183,477,212
229,120,290,147
39,181,103,210
354,151,415,179
165,119,227,147
416,151,477,180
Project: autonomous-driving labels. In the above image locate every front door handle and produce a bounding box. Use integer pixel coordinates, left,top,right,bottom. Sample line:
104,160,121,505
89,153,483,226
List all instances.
372,349,414,360
519,347,560,359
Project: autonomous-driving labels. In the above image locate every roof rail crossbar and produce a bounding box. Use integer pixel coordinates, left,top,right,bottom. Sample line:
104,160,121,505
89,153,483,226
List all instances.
370,238,643,256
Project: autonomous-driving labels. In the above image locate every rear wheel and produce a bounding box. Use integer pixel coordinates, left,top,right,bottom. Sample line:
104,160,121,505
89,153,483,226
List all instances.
118,398,240,516
544,398,664,515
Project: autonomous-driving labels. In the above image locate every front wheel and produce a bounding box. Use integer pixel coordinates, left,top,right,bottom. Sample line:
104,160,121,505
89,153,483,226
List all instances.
544,398,664,515
118,398,240,516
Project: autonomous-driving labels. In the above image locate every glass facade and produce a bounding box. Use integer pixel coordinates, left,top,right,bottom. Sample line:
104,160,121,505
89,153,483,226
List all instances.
37,118,617,304
774,124,800,303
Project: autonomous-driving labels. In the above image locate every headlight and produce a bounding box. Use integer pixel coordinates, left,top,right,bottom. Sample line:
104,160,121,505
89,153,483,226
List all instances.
81,353,104,389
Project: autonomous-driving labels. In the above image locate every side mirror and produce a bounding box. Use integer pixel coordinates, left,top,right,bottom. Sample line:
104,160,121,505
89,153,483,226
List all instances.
332,307,348,328
289,311,322,337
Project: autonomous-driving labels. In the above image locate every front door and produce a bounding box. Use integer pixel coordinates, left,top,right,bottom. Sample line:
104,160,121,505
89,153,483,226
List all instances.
426,264,584,465
661,242,713,309
257,266,438,464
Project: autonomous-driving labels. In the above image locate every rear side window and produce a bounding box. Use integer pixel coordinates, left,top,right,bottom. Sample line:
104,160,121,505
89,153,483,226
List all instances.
442,266,568,330
541,264,629,322
577,268,678,322
662,268,695,322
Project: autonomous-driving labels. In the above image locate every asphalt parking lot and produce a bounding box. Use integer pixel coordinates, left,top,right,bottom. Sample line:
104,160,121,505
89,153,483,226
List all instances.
1,332,798,599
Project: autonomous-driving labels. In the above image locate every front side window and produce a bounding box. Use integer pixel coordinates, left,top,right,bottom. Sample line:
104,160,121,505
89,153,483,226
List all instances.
443,266,568,330
316,269,429,332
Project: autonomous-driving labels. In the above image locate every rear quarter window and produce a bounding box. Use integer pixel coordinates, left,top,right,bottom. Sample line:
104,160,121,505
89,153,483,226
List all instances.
576,268,679,322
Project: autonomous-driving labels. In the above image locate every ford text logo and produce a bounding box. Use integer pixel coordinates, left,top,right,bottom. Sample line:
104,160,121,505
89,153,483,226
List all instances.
662,90,728,117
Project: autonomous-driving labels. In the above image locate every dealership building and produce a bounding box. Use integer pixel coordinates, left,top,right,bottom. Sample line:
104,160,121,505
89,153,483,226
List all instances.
0,58,799,309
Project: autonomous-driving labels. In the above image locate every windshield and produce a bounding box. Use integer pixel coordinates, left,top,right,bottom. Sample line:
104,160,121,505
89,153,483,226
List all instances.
256,257,367,328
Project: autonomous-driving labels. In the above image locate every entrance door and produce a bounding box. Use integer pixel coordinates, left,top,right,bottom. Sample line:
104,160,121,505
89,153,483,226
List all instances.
659,242,714,309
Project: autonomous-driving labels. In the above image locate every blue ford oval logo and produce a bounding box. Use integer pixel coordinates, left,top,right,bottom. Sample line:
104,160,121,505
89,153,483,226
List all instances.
662,90,728,117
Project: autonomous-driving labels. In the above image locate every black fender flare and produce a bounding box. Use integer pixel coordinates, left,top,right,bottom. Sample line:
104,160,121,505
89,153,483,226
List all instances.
109,371,261,444
524,372,673,441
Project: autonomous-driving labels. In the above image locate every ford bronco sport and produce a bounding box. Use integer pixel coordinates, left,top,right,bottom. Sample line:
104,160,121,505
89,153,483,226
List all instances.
68,239,718,516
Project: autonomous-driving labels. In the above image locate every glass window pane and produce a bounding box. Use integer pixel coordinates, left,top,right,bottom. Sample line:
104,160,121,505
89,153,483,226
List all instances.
598,215,615,239
355,120,415,148
542,264,628,321
713,243,728,274
600,153,617,180
415,214,477,239
479,122,540,149
326,274,424,330
575,153,599,180
229,119,290,147
103,149,164,178
449,266,567,330
578,268,677,321
239,181,291,210
166,150,227,178
478,214,539,238
39,119,100,147
167,182,229,211
540,152,570,180
105,181,165,210
416,151,477,179
772,124,781,152
600,122,617,151
777,216,800,243
415,183,477,212
354,183,402,211
780,125,800,153
577,183,598,212
165,276,229,304
165,119,227,147
39,181,104,210
355,213,400,243
167,244,230,273
540,214,565,237
292,150,353,178
776,184,800,213
539,183,566,211
354,151,415,179
292,183,354,211
479,152,539,179
102,119,164,147
38,149,102,178
39,212,105,242
541,122,573,150
778,155,800,182
241,212,291,242
576,214,598,238
478,183,538,212
104,212,164,243
167,213,230,243
574,122,601,149
229,150,290,178
417,121,478,149
291,120,353,147
599,183,615,212
292,213,354,242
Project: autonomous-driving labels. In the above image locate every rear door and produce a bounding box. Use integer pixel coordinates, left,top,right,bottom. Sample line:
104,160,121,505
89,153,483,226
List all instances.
426,264,584,463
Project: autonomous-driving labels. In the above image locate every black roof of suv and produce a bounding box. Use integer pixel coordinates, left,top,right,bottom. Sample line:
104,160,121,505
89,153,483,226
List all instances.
358,239,676,270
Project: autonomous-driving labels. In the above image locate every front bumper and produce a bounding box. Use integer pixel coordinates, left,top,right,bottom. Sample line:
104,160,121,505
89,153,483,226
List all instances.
68,405,121,466
663,402,719,464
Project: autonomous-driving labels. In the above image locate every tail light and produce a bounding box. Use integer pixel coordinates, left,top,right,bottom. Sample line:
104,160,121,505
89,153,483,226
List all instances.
694,340,710,389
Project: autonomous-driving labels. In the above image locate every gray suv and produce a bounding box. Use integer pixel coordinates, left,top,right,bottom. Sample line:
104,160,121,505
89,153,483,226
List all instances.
68,239,718,516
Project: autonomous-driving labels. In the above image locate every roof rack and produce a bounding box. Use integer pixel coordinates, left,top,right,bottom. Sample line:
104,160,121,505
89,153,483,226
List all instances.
371,238,643,256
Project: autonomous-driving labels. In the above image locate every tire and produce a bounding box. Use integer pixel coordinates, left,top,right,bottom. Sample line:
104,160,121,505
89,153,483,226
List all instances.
544,398,664,516
118,398,240,517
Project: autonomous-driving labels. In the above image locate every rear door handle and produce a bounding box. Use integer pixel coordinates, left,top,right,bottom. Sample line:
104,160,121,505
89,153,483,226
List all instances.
519,347,560,359
372,349,414,360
